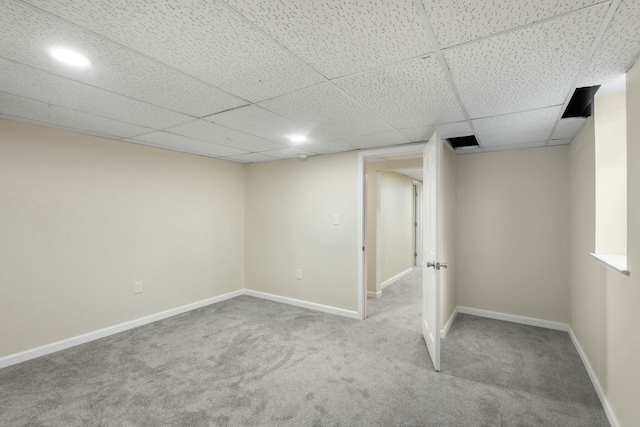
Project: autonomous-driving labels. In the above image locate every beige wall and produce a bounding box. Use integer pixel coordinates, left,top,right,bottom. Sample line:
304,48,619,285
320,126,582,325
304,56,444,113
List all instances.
0,119,245,358
570,59,640,427
244,152,359,311
456,146,571,323
378,171,414,283
440,145,457,328
594,91,627,255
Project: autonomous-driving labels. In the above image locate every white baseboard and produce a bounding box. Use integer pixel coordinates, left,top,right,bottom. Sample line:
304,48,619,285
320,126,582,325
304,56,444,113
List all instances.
568,328,621,427
440,306,458,338
456,306,570,331
367,291,382,298
380,267,414,290
243,289,360,319
0,289,244,370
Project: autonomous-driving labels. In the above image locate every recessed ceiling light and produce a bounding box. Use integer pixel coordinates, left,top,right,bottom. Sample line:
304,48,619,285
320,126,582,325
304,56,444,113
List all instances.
288,134,308,144
50,48,91,67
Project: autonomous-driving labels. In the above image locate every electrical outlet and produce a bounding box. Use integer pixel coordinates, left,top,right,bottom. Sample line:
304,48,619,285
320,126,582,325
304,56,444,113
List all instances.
134,281,142,294
296,269,302,280
333,214,340,225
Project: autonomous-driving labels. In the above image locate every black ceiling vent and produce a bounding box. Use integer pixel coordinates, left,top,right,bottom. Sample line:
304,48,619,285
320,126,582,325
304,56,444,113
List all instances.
562,85,600,118
447,135,479,149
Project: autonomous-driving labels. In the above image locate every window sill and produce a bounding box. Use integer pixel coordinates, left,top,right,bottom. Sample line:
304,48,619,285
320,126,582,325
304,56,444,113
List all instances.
589,253,630,276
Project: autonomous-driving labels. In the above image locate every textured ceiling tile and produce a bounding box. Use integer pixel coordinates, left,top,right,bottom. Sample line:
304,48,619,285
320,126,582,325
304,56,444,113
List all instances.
206,105,334,145
223,0,432,79
0,92,150,138
258,147,315,159
0,58,192,129
222,152,280,163
333,56,464,129
552,117,588,140
300,139,358,155
454,147,484,155
483,141,547,151
577,0,640,87
548,138,573,146
22,0,324,102
472,106,562,147
342,130,410,149
425,0,603,49
165,120,287,152
0,0,247,117
128,132,247,158
258,83,394,139
444,4,608,118
399,120,472,142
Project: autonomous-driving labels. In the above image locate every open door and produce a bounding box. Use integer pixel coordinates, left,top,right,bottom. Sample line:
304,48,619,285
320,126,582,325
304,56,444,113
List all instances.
422,132,442,371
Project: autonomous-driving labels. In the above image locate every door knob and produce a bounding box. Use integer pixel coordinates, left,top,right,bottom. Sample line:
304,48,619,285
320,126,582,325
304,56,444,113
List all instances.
438,262,448,269
426,261,436,268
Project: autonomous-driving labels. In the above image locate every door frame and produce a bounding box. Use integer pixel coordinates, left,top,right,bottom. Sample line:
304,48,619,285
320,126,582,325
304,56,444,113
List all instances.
357,144,427,320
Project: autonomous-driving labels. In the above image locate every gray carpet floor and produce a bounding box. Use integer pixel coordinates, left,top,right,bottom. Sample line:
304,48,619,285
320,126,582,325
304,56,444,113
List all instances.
0,269,609,426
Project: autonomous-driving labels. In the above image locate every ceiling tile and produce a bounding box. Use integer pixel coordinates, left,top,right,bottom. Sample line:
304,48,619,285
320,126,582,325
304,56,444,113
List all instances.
22,0,324,102
454,147,484,155
205,105,334,145
483,141,547,152
258,147,315,159
0,58,192,130
165,120,286,152
0,0,247,117
443,4,608,118
399,121,472,143
127,131,247,158
577,0,640,87
333,56,464,129
552,117,588,140
222,152,280,163
549,138,572,146
342,130,410,149
223,0,432,79
301,140,358,155
258,83,394,139
425,0,603,49
0,92,150,138
472,106,562,147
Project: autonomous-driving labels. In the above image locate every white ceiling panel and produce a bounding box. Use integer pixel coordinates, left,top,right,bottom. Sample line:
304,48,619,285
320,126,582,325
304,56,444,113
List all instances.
552,117,588,140
0,1,248,118
0,92,150,138
483,141,547,152
127,132,247,158
454,147,484,155
444,4,608,118
301,140,358,155
258,147,315,160
206,105,334,145
577,0,640,87
399,120,473,143
425,0,604,49
223,0,432,79
222,152,280,164
258,83,394,139
473,106,562,147
549,138,573,146
23,0,325,102
342,130,410,150
0,58,192,130
333,56,464,129
164,120,287,153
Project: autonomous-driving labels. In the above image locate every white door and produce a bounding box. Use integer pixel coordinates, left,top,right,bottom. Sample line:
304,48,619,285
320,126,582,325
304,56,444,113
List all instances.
422,132,441,371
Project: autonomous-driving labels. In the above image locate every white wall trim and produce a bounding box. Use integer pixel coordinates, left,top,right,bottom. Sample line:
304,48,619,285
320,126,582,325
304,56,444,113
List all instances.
456,306,570,331
440,306,458,338
0,289,244,370
568,327,621,427
367,291,382,298
244,289,360,319
380,267,414,290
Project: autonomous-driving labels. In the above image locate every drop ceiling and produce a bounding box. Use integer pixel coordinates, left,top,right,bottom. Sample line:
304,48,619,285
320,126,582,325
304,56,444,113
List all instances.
0,0,638,163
